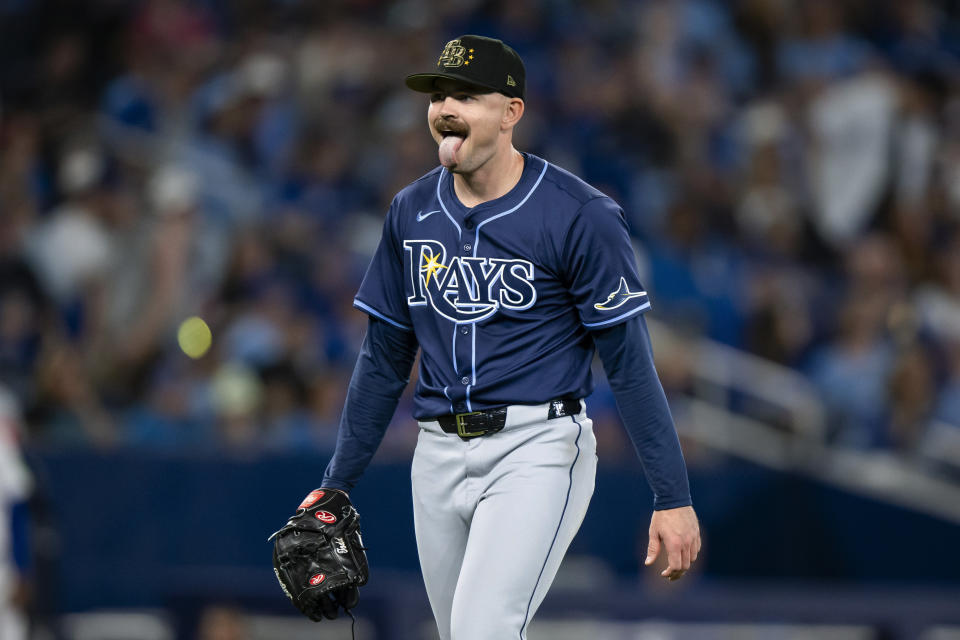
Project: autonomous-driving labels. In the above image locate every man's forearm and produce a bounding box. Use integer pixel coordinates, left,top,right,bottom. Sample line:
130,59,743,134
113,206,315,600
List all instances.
593,315,692,509
322,317,419,491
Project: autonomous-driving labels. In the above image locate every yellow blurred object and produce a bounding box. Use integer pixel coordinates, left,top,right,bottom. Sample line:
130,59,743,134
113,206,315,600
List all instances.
177,316,212,359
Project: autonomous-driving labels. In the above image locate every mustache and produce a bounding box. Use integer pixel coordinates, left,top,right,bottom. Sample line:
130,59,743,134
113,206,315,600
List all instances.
433,119,469,136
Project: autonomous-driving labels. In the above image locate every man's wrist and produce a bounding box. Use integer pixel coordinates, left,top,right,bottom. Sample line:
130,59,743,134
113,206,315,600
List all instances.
320,478,353,493
653,496,693,510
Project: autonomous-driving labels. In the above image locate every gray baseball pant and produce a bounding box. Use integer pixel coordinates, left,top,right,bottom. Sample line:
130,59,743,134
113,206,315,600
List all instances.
412,401,597,640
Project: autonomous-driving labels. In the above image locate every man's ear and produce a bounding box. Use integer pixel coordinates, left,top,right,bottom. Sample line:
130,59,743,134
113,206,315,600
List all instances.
502,97,525,130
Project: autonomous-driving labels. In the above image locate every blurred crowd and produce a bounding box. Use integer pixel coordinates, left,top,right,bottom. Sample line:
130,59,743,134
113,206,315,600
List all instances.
1,0,960,461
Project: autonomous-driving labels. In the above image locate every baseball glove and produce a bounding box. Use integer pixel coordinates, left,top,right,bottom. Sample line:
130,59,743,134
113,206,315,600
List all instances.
270,488,369,621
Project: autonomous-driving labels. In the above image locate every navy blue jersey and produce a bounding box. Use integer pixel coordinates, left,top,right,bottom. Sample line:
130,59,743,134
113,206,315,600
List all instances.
354,153,650,419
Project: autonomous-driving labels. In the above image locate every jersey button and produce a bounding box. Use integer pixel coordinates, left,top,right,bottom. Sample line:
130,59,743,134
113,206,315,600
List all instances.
460,376,470,385
464,220,475,230
460,326,469,335
463,244,471,252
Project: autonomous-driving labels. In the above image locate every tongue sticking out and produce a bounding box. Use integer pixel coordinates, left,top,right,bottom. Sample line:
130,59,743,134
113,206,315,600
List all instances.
439,135,465,168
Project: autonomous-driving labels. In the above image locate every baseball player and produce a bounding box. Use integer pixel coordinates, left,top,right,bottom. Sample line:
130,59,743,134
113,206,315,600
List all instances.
293,35,699,639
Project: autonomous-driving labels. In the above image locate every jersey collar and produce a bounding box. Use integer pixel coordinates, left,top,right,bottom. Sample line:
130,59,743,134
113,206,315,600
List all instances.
439,153,547,228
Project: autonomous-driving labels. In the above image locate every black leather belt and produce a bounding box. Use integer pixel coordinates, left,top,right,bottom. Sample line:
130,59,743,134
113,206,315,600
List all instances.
436,399,582,440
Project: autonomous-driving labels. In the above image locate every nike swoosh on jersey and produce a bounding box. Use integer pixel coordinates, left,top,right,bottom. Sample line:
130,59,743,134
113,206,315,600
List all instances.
594,276,647,310
416,209,441,222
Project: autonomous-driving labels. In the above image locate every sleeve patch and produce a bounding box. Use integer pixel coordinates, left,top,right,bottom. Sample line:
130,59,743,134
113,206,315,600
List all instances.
593,277,648,311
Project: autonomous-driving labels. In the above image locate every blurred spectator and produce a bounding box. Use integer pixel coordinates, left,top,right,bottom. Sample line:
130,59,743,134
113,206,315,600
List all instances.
124,369,213,451
222,278,314,371
736,101,802,257
0,199,50,408
806,233,908,447
25,145,114,312
805,73,897,248
210,362,263,455
0,386,32,640
179,70,266,227
260,361,321,452
777,0,873,86
737,100,815,365
645,196,747,346
915,227,960,345
306,370,349,451
886,342,938,452
32,340,116,448
94,166,202,399
934,341,960,428
884,0,960,78
807,287,894,448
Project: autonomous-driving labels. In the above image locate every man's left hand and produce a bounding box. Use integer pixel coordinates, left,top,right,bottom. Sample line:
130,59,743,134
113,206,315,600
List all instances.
644,505,700,581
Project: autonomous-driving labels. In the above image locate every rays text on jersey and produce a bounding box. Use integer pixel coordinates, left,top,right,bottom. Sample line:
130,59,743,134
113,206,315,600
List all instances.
404,239,536,323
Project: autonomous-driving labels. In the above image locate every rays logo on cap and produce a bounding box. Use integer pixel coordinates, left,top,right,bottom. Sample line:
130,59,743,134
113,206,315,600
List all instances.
438,39,474,68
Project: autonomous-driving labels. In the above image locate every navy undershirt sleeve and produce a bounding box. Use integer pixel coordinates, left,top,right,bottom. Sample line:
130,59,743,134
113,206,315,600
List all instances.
322,316,419,492
592,314,692,510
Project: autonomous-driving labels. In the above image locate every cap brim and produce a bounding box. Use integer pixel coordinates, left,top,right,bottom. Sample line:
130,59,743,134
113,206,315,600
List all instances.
405,72,500,95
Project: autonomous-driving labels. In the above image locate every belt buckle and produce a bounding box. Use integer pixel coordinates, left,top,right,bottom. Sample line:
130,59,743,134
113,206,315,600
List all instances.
455,411,484,438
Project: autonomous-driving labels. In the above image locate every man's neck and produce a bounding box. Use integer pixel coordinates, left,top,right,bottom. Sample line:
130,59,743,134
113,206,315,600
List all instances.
452,147,524,209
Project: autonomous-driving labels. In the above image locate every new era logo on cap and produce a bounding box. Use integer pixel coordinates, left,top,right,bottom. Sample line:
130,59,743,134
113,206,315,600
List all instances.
406,35,526,100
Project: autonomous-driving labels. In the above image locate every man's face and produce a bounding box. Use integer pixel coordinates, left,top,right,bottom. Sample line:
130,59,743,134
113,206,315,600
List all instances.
427,79,511,173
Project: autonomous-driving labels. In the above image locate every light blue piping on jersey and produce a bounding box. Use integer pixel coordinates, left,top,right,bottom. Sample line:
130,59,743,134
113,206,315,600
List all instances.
442,385,454,414
438,170,464,408
468,159,549,403
436,158,550,413
353,299,413,331
450,328,458,389
471,159,549,253
581,300,651,328
435,172,462,235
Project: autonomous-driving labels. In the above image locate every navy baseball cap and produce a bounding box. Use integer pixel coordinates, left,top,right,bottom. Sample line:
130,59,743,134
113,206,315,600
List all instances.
405,35,525,100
